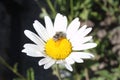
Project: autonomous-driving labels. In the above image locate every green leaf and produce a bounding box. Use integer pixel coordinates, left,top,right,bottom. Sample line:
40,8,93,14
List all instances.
95,70,115,80
13,63,18,73
79,9,89,20
91,77,106,80
39,8,48,18
27,68,35,80
107,0,114,5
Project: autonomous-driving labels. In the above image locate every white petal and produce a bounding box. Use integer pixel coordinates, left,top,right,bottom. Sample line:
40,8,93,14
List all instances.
23,43,44,51
24,30,45,46
44,59,56,69
73,43,97,50
70,25,91,40
38,57,51,66
65,56,75,64
33,20,49,41
81,36,93,43
22,48,44,57
69,54,84,63
54,13,67,32
78,25,87,32
56,60,64,64
44,16,55,37
64,63,73,71
70,52,94,59
82,28,92,37
73,25,88,38
71,36,93,46
67,18,80,39
73,58,83,63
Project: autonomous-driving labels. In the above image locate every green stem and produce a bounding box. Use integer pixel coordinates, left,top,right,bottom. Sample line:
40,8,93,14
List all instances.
76,73,80,80
55,64,62,80
46,0,56,15
85,68,89,80
0,56,27,80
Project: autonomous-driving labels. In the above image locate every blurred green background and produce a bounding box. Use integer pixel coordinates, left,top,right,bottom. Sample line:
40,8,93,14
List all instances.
0,0,120,80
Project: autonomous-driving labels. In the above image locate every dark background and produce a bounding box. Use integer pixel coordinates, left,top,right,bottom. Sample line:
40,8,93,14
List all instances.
0,0,57,80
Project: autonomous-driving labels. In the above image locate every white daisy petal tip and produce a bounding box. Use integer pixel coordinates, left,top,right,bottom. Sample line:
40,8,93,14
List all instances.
33,20,39,26
43,60,55,69
21,49,25,53
24,30,29,35
44,16,50,21
34,20,39,23
80,59,84,63
84,53,95,59
21,49,30,56
23,43,30,48
86,43,97,49
89,54,95,58
21,49,30,55
24,30,33,39
82,25,87,29
74,17,80,23
38,58,49,66
57,13,63,16
93,43,97,48
43,66,48,69
86,27,92,34
38,61,43,66
43,65,51,69
74,58,84,63
69,68,73,72
65,64,73,71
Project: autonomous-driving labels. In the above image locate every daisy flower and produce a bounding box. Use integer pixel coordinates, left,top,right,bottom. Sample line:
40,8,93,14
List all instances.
22,13,97,71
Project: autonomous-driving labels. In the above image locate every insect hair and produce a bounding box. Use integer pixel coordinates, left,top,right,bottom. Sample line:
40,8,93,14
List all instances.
53,31,66,41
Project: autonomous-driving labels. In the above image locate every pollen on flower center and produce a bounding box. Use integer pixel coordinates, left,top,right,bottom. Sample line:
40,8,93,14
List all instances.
45,38,72,60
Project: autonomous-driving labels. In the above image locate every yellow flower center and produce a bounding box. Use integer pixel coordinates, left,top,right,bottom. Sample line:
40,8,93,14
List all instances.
45,38,72,60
